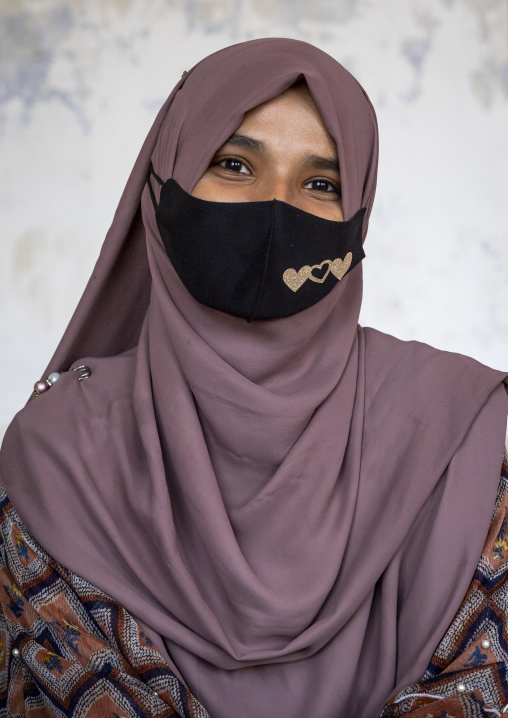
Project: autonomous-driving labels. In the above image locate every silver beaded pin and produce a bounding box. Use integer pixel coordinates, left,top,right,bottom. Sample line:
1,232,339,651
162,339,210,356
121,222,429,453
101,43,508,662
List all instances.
32,365,92,398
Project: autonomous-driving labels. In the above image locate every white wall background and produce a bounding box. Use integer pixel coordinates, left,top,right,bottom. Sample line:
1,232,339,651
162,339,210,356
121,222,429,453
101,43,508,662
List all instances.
1,0,507,442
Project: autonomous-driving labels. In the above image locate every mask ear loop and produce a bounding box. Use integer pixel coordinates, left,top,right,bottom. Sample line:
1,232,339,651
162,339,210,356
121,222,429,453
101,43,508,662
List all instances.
248,201,276,323
147,163,165,212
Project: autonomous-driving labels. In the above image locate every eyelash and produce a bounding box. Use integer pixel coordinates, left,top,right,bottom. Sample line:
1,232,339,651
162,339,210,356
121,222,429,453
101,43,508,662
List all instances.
213,156,341,195
303,179,340,194
214,157,251,175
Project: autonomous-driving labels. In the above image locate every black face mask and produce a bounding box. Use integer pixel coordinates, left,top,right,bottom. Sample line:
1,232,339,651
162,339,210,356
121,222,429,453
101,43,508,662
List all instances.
148,169,366,322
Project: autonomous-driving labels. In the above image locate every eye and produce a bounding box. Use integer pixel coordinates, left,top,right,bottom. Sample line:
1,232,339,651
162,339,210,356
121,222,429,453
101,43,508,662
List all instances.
303,178,340,194
216,157,251,175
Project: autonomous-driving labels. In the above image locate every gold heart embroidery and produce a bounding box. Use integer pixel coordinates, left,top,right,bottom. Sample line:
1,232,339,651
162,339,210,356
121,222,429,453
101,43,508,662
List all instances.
283,265,311,292
308,260,331,284
283,253,353,292
330,252,352,280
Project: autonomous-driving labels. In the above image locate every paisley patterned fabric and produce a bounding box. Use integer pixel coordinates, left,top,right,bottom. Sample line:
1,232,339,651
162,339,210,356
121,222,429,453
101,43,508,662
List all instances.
0,478,210,718
382,450,508,718
0,453,507,717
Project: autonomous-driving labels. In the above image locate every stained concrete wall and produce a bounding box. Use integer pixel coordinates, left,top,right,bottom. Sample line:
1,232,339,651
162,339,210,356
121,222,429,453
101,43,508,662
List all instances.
1,0,508,440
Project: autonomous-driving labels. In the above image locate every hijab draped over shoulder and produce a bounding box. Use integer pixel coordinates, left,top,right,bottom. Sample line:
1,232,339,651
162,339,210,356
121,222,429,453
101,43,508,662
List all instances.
1,38,507,718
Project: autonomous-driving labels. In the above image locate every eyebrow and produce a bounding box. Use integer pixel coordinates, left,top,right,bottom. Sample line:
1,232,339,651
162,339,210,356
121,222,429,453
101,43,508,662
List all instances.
220,134,340,175
304,154,341,175
222,133,267,153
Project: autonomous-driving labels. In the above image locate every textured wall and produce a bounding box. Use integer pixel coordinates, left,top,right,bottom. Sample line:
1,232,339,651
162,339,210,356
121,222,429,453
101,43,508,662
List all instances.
1,0,507,441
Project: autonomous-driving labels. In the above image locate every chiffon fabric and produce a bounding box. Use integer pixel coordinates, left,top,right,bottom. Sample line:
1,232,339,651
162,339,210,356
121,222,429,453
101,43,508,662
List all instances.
0,453,507,716
1,38,507,718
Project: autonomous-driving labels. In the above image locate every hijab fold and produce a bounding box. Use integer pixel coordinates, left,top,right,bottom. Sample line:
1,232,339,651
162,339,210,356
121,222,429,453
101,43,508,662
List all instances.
1,38,507,718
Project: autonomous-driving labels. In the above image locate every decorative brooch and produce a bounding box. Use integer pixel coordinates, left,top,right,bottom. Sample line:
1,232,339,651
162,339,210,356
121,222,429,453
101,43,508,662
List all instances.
32,365,92,398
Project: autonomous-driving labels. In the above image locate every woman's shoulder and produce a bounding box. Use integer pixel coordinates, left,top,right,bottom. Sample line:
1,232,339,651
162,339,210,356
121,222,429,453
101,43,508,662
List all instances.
0,348,139,468
21,347,136,417
360,326,508,430
362,325,502,371
362,326,507,395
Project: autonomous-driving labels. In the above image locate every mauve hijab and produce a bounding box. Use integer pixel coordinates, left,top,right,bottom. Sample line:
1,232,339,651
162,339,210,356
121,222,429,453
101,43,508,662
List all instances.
1,38,508,718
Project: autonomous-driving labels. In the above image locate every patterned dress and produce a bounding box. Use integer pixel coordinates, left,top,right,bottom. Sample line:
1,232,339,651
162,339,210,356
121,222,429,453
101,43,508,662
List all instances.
0,452,507,717
0,479,210,717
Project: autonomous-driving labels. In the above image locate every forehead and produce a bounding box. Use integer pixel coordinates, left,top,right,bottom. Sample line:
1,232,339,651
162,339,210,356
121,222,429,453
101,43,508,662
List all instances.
231,84,338,157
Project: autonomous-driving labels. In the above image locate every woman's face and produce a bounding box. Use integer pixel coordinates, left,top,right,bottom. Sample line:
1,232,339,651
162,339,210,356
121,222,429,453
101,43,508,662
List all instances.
191,82,344,221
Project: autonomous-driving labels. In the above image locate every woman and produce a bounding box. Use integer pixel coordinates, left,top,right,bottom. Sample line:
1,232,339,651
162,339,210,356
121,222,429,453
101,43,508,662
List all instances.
0,38,507,718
